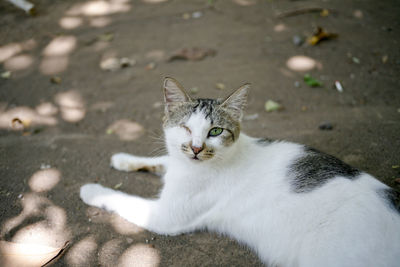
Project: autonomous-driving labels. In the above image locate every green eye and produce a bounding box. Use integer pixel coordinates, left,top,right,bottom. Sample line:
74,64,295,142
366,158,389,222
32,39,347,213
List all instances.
208,127,223,137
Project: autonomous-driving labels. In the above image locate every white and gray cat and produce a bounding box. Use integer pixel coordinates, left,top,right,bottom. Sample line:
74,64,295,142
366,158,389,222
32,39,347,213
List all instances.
80,77,400,267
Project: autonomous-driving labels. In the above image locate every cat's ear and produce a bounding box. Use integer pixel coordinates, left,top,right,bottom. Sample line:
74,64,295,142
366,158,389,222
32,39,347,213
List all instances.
220,83,250,121
163,77,192,105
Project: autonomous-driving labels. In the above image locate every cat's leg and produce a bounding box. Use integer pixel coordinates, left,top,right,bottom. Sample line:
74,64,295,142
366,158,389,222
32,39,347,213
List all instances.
110,153,168,175
80,183,189,235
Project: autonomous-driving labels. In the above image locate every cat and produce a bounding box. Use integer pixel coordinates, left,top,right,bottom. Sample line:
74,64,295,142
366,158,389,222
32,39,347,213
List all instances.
80,77,400,267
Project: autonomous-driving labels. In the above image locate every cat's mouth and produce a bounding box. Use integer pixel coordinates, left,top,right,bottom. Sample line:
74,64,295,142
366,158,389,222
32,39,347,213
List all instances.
192,155,201,161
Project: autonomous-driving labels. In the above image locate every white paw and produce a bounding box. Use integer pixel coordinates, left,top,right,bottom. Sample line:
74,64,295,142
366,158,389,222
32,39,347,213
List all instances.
80,183,109,208
110,153,137,172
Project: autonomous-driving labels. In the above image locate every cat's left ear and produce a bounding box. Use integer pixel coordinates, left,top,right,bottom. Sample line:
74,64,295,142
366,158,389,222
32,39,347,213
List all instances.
221,83,250,121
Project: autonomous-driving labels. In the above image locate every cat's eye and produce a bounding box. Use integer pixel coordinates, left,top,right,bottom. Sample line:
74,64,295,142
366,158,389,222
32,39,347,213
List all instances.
208,127,223,137
181,125,191,134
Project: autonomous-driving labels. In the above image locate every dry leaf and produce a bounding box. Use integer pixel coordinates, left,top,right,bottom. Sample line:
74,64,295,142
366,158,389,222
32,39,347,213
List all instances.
265,100,283,112
50,76,61,84
0,241,69,267
215,83,225,90
11,118,31,130
1,71,11,79
308,27,338,45
168,47,216,62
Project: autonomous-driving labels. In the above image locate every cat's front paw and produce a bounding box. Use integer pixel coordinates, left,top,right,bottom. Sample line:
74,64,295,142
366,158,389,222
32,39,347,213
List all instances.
80,183,110,208
110,153,138,172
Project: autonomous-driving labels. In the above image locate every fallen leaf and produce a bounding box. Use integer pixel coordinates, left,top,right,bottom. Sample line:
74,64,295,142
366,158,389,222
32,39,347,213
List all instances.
265,100,282,112
98,33,114,42
382,55,388,64
114,182,122,189
215,83,225,90
50,76,62,84
308,27,338,45
167,47,216,62
0,240,69,267
320,9,329,17
11,118,31,130
304,74,322,87
1,71,11,79
189,87,199,94
392,165,400,169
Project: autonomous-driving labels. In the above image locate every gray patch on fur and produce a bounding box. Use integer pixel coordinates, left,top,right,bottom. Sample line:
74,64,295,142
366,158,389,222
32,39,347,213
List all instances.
378,188,400,213
289,147,361,193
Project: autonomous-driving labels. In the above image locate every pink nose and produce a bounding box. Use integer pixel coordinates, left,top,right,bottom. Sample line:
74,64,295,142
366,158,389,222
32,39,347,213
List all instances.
191,145,204,155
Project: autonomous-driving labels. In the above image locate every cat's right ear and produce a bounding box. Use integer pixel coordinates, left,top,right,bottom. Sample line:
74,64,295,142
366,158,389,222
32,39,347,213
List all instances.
163,77,192,112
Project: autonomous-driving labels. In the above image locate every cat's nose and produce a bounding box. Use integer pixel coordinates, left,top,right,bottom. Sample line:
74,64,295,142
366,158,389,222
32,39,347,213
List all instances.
191,145,204,155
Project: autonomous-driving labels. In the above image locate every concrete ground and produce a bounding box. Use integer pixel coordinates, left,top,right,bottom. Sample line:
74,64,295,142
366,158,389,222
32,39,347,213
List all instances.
1,0,399,266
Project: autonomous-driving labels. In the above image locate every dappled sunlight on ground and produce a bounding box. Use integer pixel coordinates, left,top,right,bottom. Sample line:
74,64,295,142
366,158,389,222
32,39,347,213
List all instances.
36,102,59,117
107,119,145,141
43,36,77,57
141,0,168,4
0,39,36,63
1,169,71,250
0,106,58,130
99,238,125,265
86,206,144,235
3,54,34,71
118,243,160,267
90,16,112,27
273,23,287,32
232,0,257,6
54,90,86,123
28,168,61,193
59,17,84,30
66,0,131,17
65,235,98,266
39,56,69,75
0,90,86,130
286,55,322,72
40,35,77,75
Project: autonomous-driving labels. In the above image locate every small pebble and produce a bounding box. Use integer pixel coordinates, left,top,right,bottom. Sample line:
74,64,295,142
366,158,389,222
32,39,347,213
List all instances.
319,122,333,130
192,11,203,19
292,35,304,46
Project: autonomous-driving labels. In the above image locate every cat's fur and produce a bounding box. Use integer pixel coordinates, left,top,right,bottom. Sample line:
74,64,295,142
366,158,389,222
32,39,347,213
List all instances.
80,77,400,267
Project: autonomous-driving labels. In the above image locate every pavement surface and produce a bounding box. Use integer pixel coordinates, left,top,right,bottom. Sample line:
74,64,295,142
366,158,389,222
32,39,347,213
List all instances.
1,0,399,266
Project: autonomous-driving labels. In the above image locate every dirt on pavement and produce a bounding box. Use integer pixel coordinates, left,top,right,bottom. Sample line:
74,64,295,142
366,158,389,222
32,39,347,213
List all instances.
1,0,399,266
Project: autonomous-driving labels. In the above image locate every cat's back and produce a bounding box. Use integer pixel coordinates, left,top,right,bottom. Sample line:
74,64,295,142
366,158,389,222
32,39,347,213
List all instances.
219,134,400,267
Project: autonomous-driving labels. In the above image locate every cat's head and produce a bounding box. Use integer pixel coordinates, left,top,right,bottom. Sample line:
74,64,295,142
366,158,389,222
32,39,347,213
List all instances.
162,77,249,163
